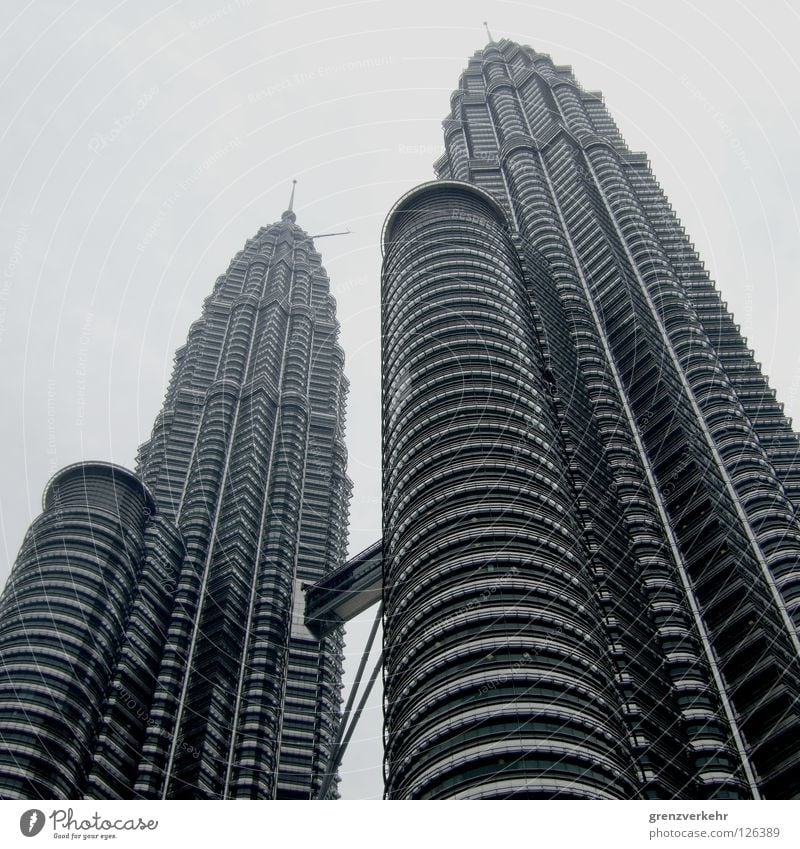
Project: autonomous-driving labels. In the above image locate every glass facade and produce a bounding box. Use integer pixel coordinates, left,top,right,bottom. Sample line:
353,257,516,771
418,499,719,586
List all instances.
381,39,800,799
0,208,351,800
2,33,800,803
0,463,161,798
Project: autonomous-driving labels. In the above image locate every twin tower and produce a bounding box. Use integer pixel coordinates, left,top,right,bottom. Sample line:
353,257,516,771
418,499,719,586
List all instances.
2,38,800,800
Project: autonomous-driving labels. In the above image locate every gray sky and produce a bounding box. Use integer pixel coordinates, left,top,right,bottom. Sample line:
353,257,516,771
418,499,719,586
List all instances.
1,0,799,800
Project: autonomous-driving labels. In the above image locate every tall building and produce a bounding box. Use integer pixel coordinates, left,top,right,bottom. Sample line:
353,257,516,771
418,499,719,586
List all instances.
0,199,351,800
381,38,800,799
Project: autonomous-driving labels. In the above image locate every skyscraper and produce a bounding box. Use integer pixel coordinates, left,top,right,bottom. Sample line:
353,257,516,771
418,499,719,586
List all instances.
0,199,351,800
3,31,800,807
381,38,800,799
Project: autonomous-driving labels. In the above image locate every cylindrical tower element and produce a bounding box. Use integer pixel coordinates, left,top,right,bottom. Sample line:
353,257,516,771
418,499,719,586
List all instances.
0,462,153,798
381,181,638,799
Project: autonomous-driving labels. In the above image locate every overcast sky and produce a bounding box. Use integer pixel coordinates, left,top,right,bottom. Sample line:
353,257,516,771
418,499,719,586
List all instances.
1,0,799,800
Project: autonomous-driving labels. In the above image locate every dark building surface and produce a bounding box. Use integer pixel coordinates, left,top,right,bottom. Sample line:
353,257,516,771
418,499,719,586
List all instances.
3,35,800,804
0,205,351,800
0,463,162,798
381,39,800,799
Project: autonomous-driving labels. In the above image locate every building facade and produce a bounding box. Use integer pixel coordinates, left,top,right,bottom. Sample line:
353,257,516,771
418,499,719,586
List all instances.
0,205,351,800
3,35,800,805
381,38,800,799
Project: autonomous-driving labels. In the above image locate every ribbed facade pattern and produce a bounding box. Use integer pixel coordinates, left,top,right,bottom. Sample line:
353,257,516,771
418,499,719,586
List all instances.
0,209,351,800
382,39,800,799
0,463,161,798
383,183,643,799
133,209,351,799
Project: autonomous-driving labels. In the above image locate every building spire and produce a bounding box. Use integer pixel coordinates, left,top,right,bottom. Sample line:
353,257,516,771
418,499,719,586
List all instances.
282,179,298,222
483,21,494,43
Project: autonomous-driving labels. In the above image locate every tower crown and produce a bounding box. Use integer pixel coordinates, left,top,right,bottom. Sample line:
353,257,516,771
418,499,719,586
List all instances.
282,178,297,222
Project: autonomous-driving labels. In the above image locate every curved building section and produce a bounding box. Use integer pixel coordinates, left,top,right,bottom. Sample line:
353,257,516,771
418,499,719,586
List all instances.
382,181,638,799
85,514,185,799
133,208,350,799
0,201,351,801
0,462,153,799
431,37,800,798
